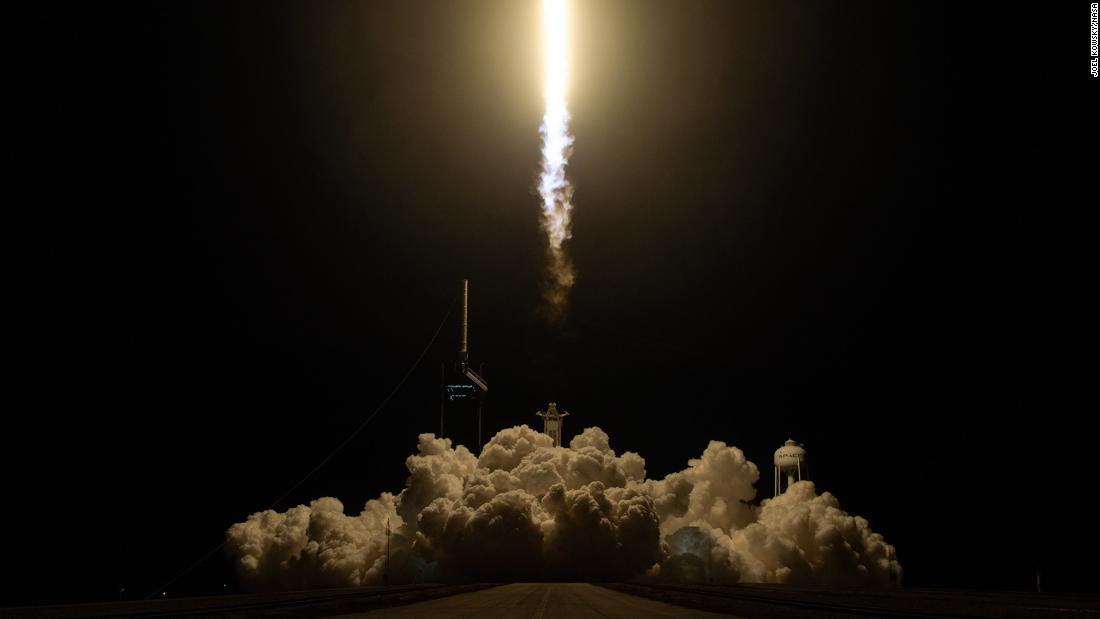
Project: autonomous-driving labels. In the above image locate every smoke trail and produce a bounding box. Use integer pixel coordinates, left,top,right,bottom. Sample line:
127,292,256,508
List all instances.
227,425,900,589
538,0,575,320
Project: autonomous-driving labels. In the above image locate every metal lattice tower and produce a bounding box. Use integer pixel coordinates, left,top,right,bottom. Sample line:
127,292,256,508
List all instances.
536,402,570,447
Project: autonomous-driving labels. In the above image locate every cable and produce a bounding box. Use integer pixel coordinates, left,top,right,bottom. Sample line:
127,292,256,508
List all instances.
144,293,457,600
264,292,457,511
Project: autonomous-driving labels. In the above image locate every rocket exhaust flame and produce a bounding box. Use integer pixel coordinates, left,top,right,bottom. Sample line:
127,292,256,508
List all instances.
538,0,575,320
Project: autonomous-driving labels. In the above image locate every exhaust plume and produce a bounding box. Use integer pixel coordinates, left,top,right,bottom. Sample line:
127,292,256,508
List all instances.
537,0,575,320
227,424,899,589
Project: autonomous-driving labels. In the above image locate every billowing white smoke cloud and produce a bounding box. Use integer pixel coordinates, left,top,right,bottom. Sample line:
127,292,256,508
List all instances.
226,425,899,589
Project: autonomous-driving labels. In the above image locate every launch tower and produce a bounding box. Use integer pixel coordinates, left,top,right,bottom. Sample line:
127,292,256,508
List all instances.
440,279,489,451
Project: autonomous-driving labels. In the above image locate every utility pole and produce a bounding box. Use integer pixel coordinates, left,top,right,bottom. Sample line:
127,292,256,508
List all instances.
384,518,391,586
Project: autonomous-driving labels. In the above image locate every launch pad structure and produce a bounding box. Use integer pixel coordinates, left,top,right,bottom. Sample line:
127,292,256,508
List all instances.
437,280,573,452
536,402,570,447
440,279,489,451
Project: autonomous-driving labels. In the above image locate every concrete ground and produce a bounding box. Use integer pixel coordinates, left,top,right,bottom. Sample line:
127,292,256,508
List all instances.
329,583,737,618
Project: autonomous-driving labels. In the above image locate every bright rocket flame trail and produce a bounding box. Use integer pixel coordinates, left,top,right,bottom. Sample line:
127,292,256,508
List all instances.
538,0,574,319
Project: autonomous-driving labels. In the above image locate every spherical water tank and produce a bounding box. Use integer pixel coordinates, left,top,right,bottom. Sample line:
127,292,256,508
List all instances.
774,439,806,473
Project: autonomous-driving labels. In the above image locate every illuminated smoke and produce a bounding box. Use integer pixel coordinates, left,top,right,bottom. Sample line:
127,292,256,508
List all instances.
227,425,899,589
537,0,575,320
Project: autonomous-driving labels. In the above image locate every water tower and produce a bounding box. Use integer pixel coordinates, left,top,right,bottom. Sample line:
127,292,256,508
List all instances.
773,439,807,496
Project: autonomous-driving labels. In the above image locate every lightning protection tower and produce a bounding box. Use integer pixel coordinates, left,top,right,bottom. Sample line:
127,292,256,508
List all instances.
536,402,570,447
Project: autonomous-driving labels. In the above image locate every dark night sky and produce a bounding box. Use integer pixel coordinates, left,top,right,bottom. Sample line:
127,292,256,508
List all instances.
14,0,1095,606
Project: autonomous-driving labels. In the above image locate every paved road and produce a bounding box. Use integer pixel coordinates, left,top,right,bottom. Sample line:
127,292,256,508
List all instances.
329,583,738,618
